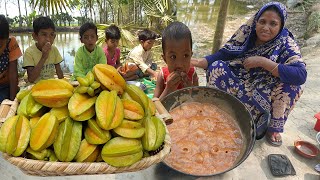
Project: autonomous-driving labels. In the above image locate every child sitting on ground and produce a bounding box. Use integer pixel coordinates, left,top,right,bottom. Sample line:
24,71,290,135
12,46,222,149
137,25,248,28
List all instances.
73,22,107,79
103,25,121,68
153,22,199,100
23,16,64,83
124,29,158,80
0,15,22,102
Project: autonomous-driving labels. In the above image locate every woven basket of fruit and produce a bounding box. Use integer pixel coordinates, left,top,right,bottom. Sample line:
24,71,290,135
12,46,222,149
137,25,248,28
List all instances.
0,64,171,176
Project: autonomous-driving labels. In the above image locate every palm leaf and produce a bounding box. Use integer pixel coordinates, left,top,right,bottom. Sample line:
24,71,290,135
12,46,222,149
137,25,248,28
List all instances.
30,0,75,14
142,0,174,24
121,28,137,44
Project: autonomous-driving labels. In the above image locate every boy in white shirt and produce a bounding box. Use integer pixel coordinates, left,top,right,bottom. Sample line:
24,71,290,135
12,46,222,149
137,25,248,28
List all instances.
125,29,158,80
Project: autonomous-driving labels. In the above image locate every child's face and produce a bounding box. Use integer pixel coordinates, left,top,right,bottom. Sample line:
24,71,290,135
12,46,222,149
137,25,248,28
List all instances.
141,39,155,51
81,29,98,52
33,28,56,50
105,39,119,50
162,38,192,73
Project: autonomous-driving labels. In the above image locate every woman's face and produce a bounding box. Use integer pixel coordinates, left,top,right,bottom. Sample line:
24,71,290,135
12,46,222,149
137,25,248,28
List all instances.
255,10,282,45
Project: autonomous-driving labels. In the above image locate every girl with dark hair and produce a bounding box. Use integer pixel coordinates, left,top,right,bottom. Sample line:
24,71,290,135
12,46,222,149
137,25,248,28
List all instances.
103,25,121,68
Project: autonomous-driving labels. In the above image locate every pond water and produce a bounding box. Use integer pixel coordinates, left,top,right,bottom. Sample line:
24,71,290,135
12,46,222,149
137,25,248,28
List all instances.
13,0,256,75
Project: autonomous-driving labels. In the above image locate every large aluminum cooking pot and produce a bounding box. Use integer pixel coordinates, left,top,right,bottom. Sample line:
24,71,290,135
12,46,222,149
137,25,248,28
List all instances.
160,86,270,176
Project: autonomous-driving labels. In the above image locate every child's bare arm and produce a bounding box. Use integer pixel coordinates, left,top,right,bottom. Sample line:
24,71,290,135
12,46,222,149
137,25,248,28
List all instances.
115,59,121,69
145,68,157,78
27,42,51,83
55,64,64,79
153,72,164,98
8,60,18,100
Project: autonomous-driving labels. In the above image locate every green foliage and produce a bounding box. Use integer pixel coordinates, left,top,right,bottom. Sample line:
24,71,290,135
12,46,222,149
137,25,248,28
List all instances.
96,23,137,46
5,17,14,27
142,0,175,30
12,16,21,27
52,12,73,26
23,11,37,27
74,16,91,26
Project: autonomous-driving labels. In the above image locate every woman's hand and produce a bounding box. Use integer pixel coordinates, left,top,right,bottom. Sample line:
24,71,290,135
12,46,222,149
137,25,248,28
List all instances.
244,56,280,77
191,58,208,69
243,56,268,70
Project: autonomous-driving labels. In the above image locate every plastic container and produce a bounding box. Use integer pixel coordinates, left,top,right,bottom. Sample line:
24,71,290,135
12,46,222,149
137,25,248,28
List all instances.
314,113,320,131
294,140,319,159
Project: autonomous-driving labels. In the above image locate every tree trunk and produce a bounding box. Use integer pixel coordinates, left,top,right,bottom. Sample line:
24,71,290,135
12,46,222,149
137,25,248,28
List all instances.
88,0,93,21
139,2,142,25
212,0,230,54
112,4,115,23
133,0,136,24
117,7,120,25
17,0,23,27
84,7,88,20
93,8,97,23
97,0,103,23
90,7,93,21
104,1,109,24
4,0,8,17
24,0,28,25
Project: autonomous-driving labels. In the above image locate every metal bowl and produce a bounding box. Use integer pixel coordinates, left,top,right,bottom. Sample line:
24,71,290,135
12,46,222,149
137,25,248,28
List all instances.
160,86,259,176
126,81,147,91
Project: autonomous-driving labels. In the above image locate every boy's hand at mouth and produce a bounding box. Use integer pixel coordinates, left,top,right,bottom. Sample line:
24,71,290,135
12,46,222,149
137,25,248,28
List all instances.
180,71,192,87
42,42,52,60
166,71,182,91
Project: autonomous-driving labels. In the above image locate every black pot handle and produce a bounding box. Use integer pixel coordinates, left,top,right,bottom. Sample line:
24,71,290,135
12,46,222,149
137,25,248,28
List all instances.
254,111,271,140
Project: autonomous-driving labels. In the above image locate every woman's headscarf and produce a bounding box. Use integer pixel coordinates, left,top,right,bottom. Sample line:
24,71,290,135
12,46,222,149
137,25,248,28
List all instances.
221,2,290,56
215,1,305,73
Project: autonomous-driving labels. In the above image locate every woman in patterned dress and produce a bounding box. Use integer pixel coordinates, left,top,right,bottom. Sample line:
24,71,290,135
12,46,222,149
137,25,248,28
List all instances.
191,2,307,146
0,15,22,102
